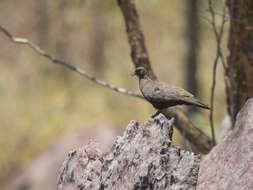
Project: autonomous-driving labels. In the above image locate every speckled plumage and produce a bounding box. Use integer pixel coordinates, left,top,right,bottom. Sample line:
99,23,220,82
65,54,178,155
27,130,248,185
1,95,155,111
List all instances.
133,67,210,110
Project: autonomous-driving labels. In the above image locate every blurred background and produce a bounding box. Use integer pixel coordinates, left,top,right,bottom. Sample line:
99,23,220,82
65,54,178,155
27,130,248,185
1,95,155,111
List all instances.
0,0,227,189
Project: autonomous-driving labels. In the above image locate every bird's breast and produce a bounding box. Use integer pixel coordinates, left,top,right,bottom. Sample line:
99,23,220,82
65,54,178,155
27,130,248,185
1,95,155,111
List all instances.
141,81,161,101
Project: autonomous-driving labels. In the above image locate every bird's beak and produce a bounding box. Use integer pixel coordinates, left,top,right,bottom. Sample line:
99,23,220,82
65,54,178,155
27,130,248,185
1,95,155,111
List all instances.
131,71,136,77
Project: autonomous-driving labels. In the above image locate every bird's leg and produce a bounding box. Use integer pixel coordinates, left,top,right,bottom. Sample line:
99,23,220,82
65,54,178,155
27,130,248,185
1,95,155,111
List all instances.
152,110,161,118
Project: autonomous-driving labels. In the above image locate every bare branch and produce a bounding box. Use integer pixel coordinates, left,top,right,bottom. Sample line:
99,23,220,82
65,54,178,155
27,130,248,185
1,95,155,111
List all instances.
0,25,144,100
208,1,227,145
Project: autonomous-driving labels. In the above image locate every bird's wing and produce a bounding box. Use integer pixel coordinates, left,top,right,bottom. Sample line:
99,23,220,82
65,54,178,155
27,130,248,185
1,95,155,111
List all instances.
153,82,194,101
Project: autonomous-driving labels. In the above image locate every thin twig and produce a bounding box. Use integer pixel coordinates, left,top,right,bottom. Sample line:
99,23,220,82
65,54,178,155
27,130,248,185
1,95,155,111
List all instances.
0,25,144,100
208,1,227,145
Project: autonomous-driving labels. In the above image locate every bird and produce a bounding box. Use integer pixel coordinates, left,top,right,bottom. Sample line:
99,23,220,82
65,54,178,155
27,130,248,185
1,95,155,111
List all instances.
132,67,210,111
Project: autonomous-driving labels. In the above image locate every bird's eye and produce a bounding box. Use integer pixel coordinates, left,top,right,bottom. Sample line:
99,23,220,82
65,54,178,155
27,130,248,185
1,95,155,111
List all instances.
154,87,160,93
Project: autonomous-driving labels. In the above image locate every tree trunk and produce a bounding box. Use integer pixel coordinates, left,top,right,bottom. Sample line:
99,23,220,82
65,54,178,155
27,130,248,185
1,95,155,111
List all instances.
185,0,199,113
36,0,49,47
56,0,70,58
225,0,253,125
89,0,106,76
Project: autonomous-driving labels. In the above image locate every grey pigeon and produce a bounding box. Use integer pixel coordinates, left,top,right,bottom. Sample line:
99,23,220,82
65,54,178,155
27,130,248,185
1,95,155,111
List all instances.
133,67,210,110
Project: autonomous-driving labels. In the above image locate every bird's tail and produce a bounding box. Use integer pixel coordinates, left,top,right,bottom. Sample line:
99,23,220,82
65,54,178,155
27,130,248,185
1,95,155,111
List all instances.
189,98,210,110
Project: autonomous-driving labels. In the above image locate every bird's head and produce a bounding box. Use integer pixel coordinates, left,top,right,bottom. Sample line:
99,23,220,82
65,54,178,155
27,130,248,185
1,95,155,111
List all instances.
132,67,148,79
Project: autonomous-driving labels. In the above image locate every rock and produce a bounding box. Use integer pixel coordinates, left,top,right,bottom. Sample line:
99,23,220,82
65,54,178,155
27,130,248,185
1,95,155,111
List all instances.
58,114,200,190
57,142,103,190
197,98,253,190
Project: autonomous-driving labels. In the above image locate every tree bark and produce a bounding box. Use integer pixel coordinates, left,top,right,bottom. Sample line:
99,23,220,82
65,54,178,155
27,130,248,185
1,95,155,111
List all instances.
56,0,70,58
225,0,253,125
185,0,199,113
36,0,49,47
117,0,156,80
89,0,106,76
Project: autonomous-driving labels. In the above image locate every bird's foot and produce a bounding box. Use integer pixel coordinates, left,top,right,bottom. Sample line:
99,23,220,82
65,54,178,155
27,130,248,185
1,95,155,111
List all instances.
151,110,161,118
